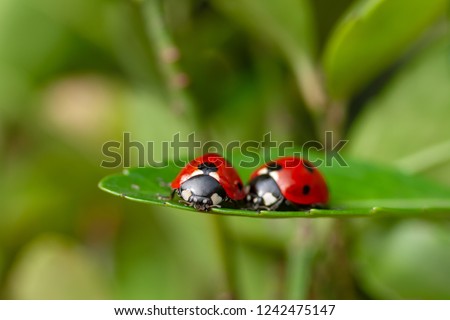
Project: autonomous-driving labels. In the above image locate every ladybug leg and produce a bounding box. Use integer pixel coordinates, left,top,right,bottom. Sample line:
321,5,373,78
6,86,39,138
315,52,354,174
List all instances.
284,200,312,211
218,197,241,209
178,200,219,212
178,199,193,207
265,197,285,211
255,206,271,212
310,203,328,209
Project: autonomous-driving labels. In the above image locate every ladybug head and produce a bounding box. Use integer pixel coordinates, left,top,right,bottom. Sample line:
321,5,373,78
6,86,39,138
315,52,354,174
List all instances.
246,174,283,211
178,174,227,211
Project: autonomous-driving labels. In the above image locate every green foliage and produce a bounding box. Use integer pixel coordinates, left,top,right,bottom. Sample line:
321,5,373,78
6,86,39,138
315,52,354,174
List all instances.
348,38,450,185
1,0,449,300
7,235,110,299
323,0,447,99
353,220,450,299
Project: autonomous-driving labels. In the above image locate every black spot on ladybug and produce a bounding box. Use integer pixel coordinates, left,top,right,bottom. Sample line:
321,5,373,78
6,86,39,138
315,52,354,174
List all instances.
236,181,243,190
302,185,310,195
198,162,219,173
302,161,314,173
267,161,282,171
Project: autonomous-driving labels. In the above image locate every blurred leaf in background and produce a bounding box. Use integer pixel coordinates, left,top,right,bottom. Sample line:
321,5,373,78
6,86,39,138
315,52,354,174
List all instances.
7,235,110,299
348,37,450,186
353,220,450,299
323,0,447,100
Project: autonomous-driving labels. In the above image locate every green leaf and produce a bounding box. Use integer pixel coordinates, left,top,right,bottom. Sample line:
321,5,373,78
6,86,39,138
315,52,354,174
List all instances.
323,0,447,99
353,220,450,298
347,38,450,186
99,156,450,218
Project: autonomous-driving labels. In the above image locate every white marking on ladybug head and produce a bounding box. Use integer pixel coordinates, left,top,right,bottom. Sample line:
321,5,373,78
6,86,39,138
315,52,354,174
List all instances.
262,192,278,206
203,199,208,204
269,171,279,181
209,172,220,181
179,174,189,184
253,197,258,204
191,170,203,177
246,194,252,201
258,168,268,175
181,189,192,201
211,193,223,205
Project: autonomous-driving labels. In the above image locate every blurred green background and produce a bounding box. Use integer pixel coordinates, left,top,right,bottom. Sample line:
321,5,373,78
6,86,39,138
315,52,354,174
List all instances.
0,0,449,299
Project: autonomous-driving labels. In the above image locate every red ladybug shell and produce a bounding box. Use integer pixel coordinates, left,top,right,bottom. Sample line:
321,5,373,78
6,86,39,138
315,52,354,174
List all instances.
171,153,246,201
250,157,328,205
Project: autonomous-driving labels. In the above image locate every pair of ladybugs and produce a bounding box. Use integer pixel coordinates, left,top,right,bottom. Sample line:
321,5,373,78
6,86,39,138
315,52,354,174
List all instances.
170,153,328,212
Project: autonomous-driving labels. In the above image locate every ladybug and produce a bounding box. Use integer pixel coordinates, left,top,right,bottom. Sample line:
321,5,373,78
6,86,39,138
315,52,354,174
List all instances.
246,156,328,211
171,153,246,211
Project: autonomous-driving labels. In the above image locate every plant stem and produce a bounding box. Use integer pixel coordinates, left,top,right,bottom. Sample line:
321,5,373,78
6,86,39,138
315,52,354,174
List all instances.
291,56,327,117
290,55,327,140
142,0,195,118
323,100,347,142
290,54,348,144
211,216,239,299
285,219,316,299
